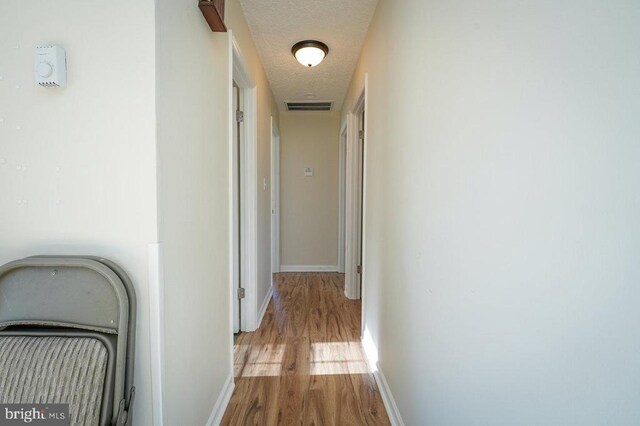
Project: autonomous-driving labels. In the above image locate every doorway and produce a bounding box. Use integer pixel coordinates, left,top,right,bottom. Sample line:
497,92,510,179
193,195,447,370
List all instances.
345,82,367,301
355,102,365,299
271,117,280,275
338,124,347,273
356,105,365,298
230,37,260,335
232,81,242,334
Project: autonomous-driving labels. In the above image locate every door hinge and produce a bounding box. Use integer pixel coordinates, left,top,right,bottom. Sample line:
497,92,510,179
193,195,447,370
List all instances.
238,287,245,299
358,130,364,140
357,265,362,274
236,111,244,123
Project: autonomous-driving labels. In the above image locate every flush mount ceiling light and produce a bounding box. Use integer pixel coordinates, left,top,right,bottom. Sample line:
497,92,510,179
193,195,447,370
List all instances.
292,40,329,68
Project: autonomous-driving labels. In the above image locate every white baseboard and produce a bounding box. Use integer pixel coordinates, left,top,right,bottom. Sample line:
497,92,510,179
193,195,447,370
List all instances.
372,367,404,426
362,329,405,426
279,265,338,272
206,372,235,426
257,285,273,328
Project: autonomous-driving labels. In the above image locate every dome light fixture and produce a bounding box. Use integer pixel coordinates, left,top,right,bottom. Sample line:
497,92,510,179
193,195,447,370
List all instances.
292,40,329,68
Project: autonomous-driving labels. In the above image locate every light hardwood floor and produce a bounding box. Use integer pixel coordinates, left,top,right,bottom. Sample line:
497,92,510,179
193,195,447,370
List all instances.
221,272,390,425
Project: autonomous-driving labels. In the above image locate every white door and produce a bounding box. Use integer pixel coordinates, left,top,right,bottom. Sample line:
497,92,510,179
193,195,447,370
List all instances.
232,82,241,333
271,120,280,274
356,108,365,295
338,127,347,273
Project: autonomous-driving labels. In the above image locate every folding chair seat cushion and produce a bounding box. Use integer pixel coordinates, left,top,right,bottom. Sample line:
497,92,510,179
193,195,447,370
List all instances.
0,335,110,426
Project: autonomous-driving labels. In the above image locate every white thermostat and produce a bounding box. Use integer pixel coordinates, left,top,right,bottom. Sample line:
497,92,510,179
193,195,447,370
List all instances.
34,45,66,87
304,167,314,177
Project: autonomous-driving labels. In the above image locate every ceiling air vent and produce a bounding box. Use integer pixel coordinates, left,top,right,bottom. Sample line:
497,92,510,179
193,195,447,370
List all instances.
285,101,333,111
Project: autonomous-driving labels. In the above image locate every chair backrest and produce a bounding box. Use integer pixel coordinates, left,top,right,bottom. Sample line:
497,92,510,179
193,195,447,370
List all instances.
0,256,136,426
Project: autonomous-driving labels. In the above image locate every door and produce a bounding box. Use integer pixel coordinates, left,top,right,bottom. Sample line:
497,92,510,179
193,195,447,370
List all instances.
232,82,241,333
344,95,365,300
356,107,365,296
338,126,347,273
271,121,280,274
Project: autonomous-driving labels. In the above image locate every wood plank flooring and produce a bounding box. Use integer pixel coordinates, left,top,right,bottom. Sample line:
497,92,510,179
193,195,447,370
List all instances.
221,272,390,425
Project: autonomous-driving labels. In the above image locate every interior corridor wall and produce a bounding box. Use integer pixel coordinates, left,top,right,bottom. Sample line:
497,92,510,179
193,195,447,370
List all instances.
280,112,340,269
343,0,640,424
0,1,157,425
155,0,231,424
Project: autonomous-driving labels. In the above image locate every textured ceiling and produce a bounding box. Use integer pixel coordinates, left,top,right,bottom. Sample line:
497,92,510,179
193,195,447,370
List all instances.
239,0,378,111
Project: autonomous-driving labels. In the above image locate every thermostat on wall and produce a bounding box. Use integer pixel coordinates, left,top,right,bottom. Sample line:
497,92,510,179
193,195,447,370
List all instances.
34,45,66,87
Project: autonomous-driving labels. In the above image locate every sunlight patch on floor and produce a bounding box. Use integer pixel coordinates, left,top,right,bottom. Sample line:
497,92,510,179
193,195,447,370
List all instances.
310,341,369,375
234,341,369,377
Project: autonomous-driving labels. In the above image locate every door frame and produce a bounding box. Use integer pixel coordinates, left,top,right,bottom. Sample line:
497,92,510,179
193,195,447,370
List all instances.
345,75,368,302
270,117,281,275
232,81,241,334
229,34,259,337
338,122,348,274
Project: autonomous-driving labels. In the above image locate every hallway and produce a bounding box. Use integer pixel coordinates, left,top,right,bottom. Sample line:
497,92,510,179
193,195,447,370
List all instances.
222,273,390,425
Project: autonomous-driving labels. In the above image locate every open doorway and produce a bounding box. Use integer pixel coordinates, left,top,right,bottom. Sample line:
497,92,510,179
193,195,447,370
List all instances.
338,124,348,273
356,104,365,298
232,81,242,334
271,117,280,276
230,38,259,336
345,81,367,302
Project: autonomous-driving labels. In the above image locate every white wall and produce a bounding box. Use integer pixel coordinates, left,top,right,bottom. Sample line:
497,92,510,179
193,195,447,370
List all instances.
344,0,640,424
0,1,157,425
280,112,340,269
155,0,232,424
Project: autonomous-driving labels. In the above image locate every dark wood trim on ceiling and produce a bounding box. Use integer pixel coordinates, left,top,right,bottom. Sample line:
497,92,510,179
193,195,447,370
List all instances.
199,0,227,32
